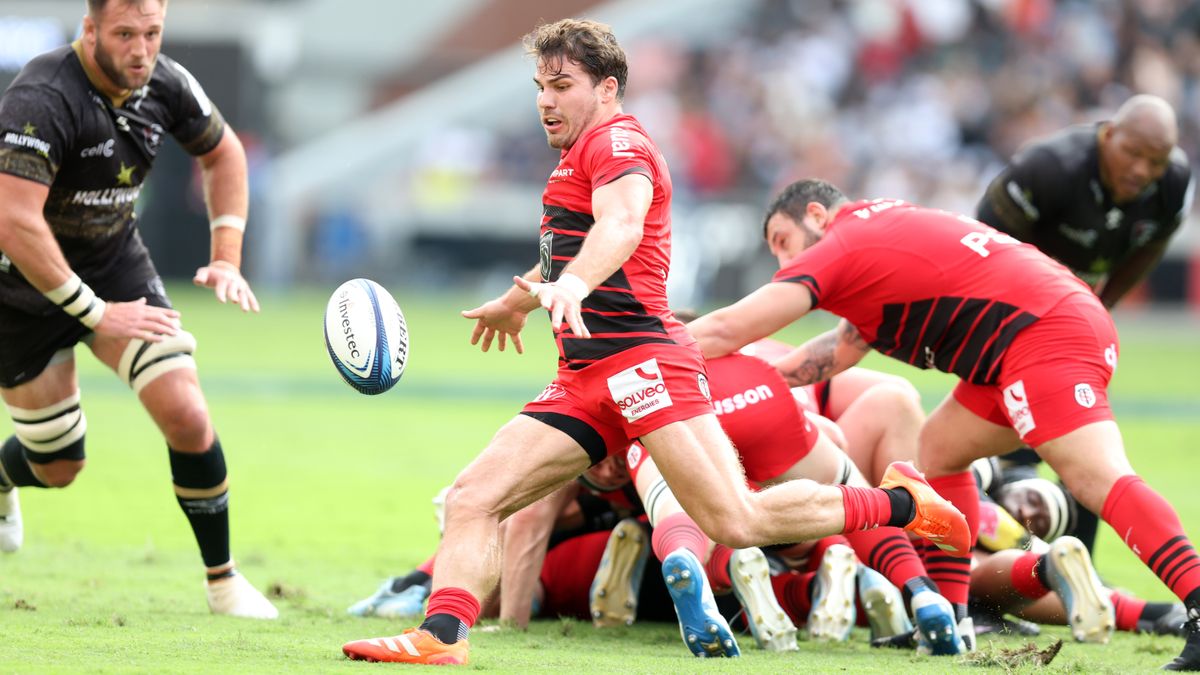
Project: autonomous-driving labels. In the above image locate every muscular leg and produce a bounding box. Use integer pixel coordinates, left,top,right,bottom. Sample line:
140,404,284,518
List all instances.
0,357,86,487
826,369,923,483
427,414,590,636
917,394,1020,611
1037,422,1200,610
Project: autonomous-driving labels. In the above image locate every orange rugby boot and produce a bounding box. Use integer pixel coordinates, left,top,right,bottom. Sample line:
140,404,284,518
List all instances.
879,462,970,557
342,628,469,665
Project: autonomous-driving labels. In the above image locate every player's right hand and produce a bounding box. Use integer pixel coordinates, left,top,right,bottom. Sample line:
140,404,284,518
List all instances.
93,297,181,342
462,298,527,353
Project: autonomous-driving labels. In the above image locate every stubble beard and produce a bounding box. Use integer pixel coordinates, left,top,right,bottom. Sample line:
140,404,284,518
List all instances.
94,36,152,90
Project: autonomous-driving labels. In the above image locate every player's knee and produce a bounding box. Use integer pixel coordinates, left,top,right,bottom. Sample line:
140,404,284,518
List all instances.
34,459,86,487
441,476,501,522
6,390,89,486
867,381,924,423
118,330,197,394
689,503,756,548
157,401,212,452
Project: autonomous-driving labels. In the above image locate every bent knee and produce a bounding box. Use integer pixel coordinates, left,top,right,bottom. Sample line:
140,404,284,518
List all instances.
33,459,85,488
157,402,213,451
688,507,757,549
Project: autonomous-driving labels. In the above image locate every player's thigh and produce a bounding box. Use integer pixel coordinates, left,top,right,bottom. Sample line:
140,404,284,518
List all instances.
765,431,868,487
450,413,592,522
1034,420,1132,514
640,414,752,522
919,390,1021,476
825,367,917,419
0,356,78,409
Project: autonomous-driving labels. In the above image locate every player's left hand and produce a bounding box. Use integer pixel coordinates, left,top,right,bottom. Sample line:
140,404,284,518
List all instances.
513,275,591,339
193,260,260,312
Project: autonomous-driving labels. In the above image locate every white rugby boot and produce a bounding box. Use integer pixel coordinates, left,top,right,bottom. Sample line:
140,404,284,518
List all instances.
0,487,21,553
589,518,650,628
206,572,279,619
1044,535,1114,643
729,547,798,651
808,544,857,641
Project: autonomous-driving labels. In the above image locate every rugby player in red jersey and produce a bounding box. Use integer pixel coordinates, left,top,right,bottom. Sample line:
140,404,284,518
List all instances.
688,178,1200,671
342,22,965,666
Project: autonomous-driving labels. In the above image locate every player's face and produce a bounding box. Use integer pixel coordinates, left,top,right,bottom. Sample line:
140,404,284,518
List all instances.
997,484,1052,540
1100,126,1172,203
581,455,630,492
87,0,165,92
764,211,823,268
534,57,609,150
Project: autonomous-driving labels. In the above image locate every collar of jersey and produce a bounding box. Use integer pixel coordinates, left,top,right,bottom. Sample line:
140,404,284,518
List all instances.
71,40,136,108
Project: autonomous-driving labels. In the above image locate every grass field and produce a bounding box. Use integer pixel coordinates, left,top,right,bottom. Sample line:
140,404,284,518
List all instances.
0,285,1197,673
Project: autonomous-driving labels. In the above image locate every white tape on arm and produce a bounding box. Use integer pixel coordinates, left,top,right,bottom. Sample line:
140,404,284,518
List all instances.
555,273,589,301
210,215,246,232
43,274,107,329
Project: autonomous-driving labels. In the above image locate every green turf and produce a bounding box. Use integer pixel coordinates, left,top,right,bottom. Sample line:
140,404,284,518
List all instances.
0,285,1196,672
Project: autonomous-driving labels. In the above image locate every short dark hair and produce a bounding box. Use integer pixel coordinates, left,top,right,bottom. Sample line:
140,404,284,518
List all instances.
523,19,629,99
86,0,166,17
762,179,848,238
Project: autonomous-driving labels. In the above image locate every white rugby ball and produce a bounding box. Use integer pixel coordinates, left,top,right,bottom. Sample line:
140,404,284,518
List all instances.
323,278,409,395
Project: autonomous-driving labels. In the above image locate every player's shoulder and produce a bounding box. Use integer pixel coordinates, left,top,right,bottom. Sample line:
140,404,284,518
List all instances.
1165,145,1192,187
5,45,82,98
1013,124,1095,173
577,114,657,156
148,53,194,94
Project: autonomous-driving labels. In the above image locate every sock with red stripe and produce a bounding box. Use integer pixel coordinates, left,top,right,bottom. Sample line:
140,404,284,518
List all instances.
1111,590,1147,632
843,526,930,595
705,544,735,593
420,587,480,645
770,571,815,625
1101,475,1200,606
1010,551,1051,600
922,472,979,608
837,485,914,531
651,512,708,563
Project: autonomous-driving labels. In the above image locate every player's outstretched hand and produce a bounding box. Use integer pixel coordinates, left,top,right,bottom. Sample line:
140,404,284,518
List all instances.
94,297,181,342
462,297,527,353
512,275,591,339
193,261,260,312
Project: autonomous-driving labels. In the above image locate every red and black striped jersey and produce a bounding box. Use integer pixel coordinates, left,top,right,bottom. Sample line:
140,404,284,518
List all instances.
773,200,1096,385
539,114,692,370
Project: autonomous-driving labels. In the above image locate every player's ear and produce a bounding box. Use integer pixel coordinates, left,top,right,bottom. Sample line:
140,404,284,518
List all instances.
82,14,96,42
600,75,619,104
806,201,830,233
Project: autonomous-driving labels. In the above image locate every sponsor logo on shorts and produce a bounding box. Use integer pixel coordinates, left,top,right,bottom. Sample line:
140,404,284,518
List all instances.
1104,344,1118,372
1002,380,1036,437
697,373,711,403
712,384,774,416
607,358,673,422
534,383,567,403
625,444,643,470
1074,383,1096,409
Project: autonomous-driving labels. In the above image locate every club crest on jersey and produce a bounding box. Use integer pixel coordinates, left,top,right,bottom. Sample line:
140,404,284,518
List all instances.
1002,380,1036,437
625,444,643,471
608,358,673,422
1074,383,1096,409
534,383,567,403
539,230,553,282
1131,220,1158,248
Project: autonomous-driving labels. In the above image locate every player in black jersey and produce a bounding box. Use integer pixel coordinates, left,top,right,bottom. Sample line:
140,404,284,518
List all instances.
977,94,1193,309
0,0,275,618
977,95,1195,596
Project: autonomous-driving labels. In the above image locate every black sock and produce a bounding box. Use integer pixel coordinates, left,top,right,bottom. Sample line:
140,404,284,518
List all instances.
420,613,468,644
170,439,231,568
883,487,916,528
0,437,46,488
901,575,939,609
1033,554,1050,590
391,570,432,594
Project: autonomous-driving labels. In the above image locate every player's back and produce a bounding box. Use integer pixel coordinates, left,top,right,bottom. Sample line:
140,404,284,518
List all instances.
776,200,1096,384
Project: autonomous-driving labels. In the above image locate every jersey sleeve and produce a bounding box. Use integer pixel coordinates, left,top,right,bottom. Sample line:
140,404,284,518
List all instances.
976,145,1066,240
769,235,851,309
1157,155,1194,242
0,85,71,185
581,123,655,192
162,58,226,156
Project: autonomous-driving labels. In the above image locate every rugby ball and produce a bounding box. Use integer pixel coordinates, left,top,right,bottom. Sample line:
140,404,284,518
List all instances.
323,279,408,395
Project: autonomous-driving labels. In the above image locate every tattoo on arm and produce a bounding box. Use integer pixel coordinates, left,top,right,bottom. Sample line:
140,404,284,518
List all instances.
778,330,838,386
837,320,869,351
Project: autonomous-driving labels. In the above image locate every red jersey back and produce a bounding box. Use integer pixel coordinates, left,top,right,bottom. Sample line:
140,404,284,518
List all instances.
773,199,1095,384
540,114,691,370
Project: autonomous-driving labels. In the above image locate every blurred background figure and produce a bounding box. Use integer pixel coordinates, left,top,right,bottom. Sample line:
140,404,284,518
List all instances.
2,0,1196,304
